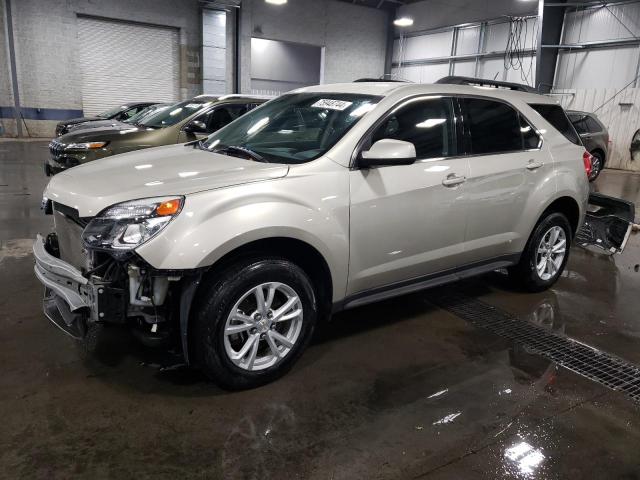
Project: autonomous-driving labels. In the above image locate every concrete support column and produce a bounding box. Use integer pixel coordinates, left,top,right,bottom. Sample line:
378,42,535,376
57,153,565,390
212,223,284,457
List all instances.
4,0,22,137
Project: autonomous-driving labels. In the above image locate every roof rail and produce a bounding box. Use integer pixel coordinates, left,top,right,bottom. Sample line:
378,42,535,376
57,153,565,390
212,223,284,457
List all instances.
435,76,538,94
353,78,410,83
216,94,275,100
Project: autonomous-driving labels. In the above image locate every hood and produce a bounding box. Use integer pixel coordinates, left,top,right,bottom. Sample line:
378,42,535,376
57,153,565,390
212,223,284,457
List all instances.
58,116,102,127
68,119,129,133
57,123,157,143
44,144,289,217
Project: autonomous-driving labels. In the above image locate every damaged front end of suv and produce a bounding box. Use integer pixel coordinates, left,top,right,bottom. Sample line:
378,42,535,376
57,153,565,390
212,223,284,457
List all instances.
35,196,198,355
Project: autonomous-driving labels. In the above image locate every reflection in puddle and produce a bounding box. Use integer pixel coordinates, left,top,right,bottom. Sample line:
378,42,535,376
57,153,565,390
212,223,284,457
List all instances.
504,440,546,477
222,403,296,479
433,411,462,425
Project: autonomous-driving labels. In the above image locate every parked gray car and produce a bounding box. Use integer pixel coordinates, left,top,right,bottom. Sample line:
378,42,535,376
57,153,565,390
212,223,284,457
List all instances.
567,110,609,181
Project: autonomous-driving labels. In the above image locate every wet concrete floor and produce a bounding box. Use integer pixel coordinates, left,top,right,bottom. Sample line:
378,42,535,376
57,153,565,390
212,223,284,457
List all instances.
1,140,640,479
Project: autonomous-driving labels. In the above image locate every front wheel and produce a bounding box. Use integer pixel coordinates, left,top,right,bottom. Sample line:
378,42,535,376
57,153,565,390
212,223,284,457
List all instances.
193,257,317,390
509,212,572,292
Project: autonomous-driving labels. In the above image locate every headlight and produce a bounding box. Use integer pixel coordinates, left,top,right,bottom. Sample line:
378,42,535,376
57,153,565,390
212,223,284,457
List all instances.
66,141,108,150
82,196,184,250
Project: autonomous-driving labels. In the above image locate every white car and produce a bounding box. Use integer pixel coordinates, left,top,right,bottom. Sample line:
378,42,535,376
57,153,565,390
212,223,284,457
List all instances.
36,78,599,389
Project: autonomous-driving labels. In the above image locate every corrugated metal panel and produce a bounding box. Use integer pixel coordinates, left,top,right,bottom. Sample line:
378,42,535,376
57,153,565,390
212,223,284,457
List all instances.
391,63,449,84
555,46,639,89
477,57,506,81
453,60,476,77
559,87,640,172
485,22,510,52
455,26,480,55
398,30,454,62
77,17,179,116
563,3,640,43
505,56,536,86
203,10,227,95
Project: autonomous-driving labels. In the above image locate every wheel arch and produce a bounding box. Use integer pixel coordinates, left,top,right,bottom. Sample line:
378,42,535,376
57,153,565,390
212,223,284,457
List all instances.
540,195,581,237
181,236,334,365
590,146,606,165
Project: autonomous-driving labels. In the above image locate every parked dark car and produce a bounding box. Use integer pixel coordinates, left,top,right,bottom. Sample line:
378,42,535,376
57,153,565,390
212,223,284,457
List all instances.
46,95,267,175
55,102,159,136
567,110,609,181
64,103,170,134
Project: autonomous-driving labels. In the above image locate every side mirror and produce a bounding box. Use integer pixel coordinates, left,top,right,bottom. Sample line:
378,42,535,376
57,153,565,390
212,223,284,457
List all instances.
359,139,416,168
184,120,207,134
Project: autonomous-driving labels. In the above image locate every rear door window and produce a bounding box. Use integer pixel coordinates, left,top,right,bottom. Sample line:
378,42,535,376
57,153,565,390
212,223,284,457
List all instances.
462,98,531,154
198,104,249,133
585,116,602,133
371,97,457,159
530,104,581,145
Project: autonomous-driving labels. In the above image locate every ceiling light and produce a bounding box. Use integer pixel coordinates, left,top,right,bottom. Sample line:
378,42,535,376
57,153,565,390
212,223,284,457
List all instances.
394,17,414,27
265,0,287,4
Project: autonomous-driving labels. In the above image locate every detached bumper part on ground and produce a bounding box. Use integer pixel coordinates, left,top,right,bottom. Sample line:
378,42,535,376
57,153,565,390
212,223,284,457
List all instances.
577,193,636,253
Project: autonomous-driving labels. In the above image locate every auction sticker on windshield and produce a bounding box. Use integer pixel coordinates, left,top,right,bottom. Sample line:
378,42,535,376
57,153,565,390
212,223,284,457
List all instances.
311,99,353,111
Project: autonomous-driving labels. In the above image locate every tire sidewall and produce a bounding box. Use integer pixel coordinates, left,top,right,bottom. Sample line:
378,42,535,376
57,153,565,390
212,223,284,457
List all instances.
195,259,317,389
521,212,572,290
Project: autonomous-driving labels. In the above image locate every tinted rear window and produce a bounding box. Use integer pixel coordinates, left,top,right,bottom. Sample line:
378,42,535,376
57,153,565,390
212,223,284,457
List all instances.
530,104,581,145
463,98,533,154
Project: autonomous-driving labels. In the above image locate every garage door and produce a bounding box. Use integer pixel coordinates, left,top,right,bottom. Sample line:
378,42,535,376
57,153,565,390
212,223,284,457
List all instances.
77,17,179,115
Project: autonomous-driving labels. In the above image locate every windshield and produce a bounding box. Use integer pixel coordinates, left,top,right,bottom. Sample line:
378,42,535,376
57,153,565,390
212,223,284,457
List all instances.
123,104,168,124
139,100,213,128
97,105,128,119
201,93,381,164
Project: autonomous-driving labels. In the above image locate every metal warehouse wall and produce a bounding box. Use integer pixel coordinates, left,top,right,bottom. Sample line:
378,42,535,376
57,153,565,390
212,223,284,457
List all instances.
396,0,536,32
238,0,388,93
559,88,640,172
1,0,202,138
390,0,538,87
555,1,640,172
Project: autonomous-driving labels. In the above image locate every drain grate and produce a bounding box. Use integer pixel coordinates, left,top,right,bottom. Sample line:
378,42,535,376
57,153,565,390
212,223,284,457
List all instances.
428,288,640,403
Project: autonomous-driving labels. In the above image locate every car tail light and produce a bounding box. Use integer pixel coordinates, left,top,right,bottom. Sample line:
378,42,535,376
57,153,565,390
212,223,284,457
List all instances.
583,151,593,177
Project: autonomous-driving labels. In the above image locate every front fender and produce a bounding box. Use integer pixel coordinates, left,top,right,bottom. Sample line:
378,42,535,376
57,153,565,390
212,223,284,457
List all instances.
135,163,350,301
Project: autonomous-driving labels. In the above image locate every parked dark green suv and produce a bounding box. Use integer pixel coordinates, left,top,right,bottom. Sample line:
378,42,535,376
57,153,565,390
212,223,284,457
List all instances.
55,102,158,136
46,95,266,175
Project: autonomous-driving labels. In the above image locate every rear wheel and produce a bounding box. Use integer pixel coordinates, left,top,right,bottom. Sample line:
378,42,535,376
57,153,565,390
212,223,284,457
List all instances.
509,212,572,292
193,257,317,390
589,151,604,181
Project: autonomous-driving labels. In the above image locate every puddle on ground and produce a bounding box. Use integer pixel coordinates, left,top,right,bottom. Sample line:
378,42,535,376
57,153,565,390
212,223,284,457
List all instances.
0,238,34,263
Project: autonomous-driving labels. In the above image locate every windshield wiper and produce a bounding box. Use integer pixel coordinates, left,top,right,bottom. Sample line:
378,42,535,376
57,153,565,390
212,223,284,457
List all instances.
212,145,267,162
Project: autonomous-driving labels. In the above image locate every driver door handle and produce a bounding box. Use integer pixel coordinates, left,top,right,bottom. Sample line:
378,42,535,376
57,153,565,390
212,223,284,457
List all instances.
526,160,544,170
442,173,466,187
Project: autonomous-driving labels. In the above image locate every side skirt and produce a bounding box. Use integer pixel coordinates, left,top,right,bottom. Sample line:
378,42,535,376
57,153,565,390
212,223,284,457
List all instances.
333,254,520,313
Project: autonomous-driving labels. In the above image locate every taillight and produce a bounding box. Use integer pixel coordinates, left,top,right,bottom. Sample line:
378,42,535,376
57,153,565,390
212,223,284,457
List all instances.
583,151,593,177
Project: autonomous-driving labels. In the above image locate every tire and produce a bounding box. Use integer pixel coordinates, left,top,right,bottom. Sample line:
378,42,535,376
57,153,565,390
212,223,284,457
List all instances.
193,257,317,390
589,151,604,182
509,212,572,292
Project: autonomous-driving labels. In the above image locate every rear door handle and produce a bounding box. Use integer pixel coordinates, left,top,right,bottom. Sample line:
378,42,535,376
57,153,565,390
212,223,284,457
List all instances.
526,160,544,170
442,174,466,187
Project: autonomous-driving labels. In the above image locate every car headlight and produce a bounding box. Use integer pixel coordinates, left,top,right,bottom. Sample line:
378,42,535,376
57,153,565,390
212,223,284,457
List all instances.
82,196,184,250
66,141,108,150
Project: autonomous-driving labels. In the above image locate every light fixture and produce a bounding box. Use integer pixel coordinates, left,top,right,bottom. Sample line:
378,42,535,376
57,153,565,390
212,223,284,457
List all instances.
265,0,287,4
394,17,414,27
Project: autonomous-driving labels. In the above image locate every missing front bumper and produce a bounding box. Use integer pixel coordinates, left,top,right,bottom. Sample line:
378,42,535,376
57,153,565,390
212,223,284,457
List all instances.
576,193,636,254
33,233,94,338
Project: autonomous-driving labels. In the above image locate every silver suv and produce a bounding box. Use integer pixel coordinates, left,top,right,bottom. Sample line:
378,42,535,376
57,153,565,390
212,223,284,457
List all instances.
35,80,591,389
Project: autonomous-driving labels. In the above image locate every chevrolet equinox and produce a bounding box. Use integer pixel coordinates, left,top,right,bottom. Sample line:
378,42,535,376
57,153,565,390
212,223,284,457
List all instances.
35,80,591,389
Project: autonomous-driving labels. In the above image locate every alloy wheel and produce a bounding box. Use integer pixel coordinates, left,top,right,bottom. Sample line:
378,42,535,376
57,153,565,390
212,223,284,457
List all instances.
223,282,303,371
535,226,567,281
589,154,602,180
